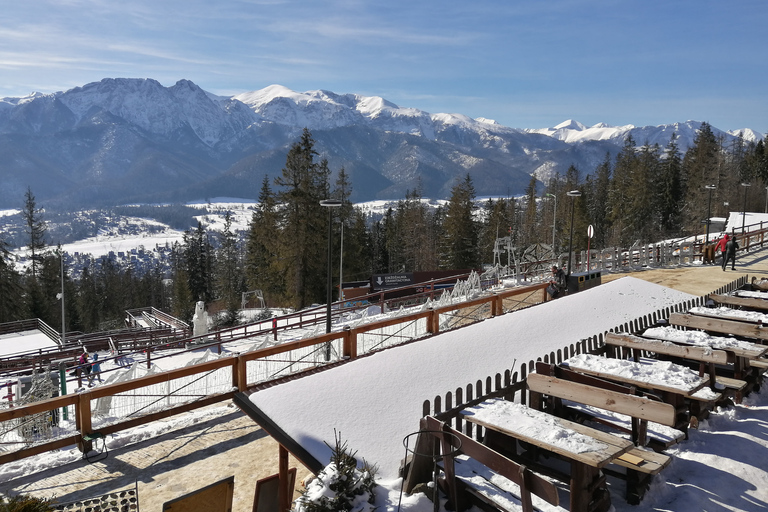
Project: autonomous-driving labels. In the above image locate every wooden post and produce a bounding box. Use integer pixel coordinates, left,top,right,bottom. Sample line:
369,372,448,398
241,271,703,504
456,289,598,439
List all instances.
279,444,290,512
233,355,247,392
77,392,93,453
342,326,356,360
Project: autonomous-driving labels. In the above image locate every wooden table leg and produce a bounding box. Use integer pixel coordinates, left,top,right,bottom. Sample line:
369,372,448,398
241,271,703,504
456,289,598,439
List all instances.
570,462,610,512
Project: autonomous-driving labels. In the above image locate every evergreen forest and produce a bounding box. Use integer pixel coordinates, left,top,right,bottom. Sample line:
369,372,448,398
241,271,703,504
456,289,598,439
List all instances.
1,125,766,334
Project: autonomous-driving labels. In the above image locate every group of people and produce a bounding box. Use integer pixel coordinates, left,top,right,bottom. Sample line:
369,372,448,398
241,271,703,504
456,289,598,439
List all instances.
73,351,103,386
716,232,740,271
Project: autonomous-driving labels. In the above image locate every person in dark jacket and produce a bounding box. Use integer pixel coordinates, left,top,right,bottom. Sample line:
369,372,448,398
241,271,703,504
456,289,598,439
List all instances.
547,265,567,299
722,233,739,271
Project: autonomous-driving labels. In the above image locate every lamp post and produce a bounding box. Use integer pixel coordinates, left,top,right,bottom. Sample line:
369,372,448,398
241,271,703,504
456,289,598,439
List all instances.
546,193,557,254
566,190,582,277
741,182,751,235
704,185,716,243
764,186,768,214
320,199,342,359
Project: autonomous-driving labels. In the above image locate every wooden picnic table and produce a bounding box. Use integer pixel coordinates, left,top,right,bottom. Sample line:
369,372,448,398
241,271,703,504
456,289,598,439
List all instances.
561,353,710,398
642,325,768,400
561,352,719,430
462,398,633,512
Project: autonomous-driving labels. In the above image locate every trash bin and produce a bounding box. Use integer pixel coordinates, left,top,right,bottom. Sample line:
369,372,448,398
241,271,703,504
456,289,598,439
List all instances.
566,270,602,295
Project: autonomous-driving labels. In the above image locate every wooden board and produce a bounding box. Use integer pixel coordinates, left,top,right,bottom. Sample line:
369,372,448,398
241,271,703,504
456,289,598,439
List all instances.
710,293,768,311
605,332,729,364
163,475,234,512
461,400,633,468
253,468,296,512
527,373,677,426
669,313,768,342
613,447,671,475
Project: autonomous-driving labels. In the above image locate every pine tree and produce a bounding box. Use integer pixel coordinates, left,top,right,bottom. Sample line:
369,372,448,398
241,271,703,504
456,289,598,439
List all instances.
655,134,684,237
681,122,721,233
441,173,478,269
274,129,331,309
22,187,47,278
245,176,284,305
607,135,638,246
521,174,539,248
215,211,243,326
584,153,612,248
0,236,23,322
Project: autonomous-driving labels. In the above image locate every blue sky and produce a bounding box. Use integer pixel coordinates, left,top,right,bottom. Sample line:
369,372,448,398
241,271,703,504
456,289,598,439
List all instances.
2,0,766,134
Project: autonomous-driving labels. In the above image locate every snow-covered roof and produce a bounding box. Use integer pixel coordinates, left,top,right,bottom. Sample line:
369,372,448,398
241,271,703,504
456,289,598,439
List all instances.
249,276,696,479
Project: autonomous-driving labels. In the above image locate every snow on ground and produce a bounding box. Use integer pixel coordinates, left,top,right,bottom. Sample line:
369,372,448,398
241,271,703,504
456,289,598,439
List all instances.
249,277,696,481
0,330,58,357
3,276,768,511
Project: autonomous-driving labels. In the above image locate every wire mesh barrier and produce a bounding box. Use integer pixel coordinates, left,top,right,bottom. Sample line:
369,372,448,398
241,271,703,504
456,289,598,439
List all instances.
0,274,746,466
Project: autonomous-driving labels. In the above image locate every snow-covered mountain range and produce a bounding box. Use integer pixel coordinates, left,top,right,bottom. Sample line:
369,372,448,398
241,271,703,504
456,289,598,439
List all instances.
0,78,761,209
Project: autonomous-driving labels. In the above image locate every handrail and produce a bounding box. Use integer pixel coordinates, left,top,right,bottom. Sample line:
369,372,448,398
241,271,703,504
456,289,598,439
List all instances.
0,281,549,464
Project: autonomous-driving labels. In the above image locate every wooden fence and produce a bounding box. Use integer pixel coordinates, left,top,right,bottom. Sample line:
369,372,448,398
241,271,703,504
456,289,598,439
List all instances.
0,282,550,465
422,275,747,442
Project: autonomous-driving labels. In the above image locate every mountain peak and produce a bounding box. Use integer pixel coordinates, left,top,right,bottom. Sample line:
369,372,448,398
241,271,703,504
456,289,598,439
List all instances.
554,119,588,131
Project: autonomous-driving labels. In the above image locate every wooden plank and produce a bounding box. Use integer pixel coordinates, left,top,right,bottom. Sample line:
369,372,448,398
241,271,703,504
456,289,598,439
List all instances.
527,373,676,427
612,447,671,475
669,312,768,342
422,416,560,507
714,376,747,391
710,293,768,312
605,332,729,364
461,401,633,469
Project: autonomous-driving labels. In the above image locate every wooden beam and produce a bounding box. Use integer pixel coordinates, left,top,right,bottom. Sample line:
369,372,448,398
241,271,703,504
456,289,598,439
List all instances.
669,313,768,342
605,332,730,364
527,373,676,426
710,293,768,312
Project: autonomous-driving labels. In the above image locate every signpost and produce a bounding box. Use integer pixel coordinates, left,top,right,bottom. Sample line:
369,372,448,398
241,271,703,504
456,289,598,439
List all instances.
587,224,594,271
372,273,414,290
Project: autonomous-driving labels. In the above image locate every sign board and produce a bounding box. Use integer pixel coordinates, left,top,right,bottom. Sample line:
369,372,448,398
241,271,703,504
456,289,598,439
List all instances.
372,273,414,289
587,224,594,239
163,475,234,512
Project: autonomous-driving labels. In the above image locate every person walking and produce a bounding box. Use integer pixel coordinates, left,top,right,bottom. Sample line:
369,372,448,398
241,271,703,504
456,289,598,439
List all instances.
89,353,103,385
722,233,739,271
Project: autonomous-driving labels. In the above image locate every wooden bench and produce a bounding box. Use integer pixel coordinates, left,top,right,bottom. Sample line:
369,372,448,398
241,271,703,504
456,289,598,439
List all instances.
669,312,768,343
604,332,737,399
420,416,562,512
461,399,633,512
527,372,674,504
534,361,685,450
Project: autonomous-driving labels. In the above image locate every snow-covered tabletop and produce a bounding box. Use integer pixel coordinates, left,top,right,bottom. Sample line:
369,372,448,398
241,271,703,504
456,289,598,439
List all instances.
460,398,633,468
644,326,768,358
561,353,716,399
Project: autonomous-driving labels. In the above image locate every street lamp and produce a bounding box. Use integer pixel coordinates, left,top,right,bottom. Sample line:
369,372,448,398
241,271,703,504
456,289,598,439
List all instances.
545,193,557,254
764,186,768,214
566,190,582,277
320,199,342,352
741,182,751,235
704,185,716,243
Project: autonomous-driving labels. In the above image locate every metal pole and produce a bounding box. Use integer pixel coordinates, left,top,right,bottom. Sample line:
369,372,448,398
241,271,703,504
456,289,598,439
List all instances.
60,252,66,345
705,185,715,243
546,193,557,254
741,183,751,234
566,190,581,277
325,206,333,335
320,199,342,361
339,223,344,303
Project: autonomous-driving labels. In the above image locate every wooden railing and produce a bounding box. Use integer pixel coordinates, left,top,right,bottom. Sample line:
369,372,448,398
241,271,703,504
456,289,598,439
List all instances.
421,276,747,442
0,281,550,465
